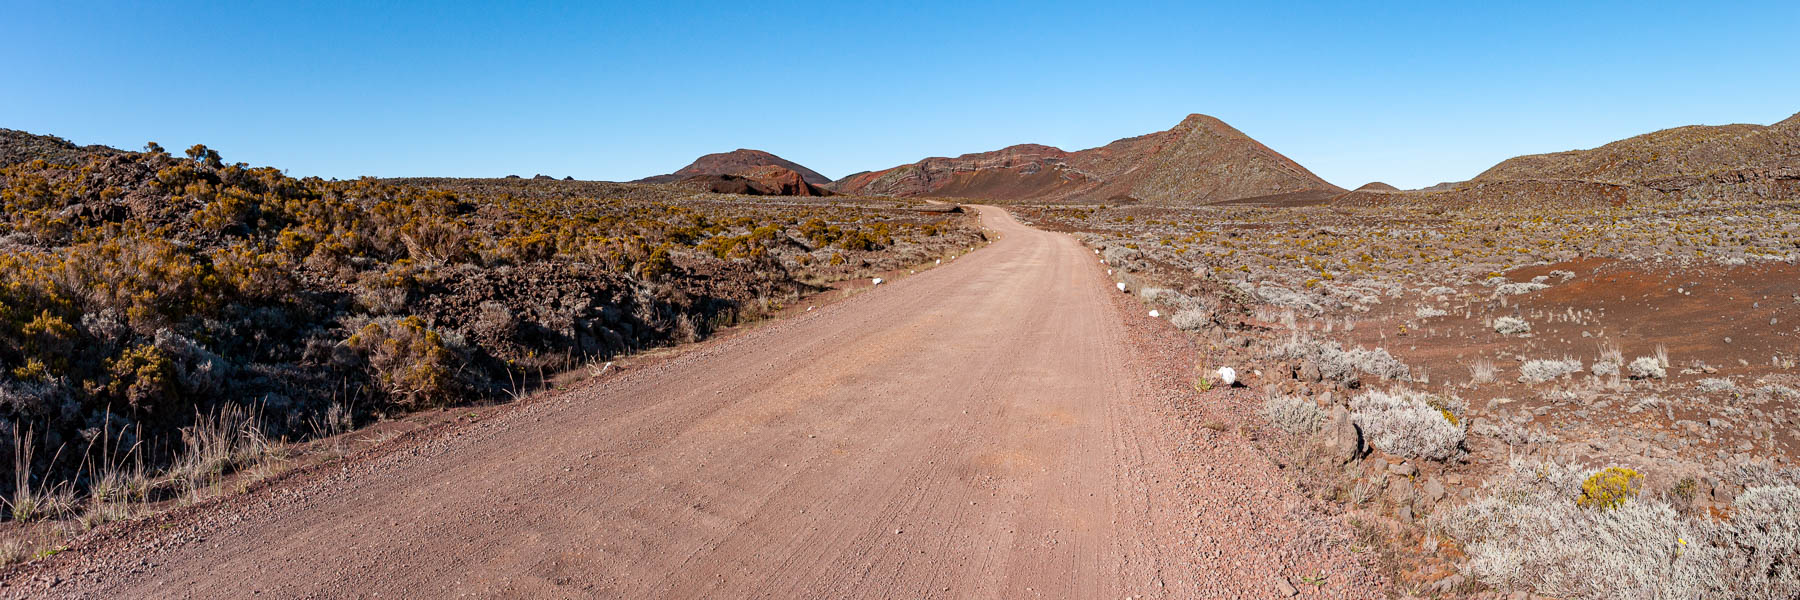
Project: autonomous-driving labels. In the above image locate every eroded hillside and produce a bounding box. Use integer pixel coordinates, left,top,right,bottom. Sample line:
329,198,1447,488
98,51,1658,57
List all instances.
830,114,1342,205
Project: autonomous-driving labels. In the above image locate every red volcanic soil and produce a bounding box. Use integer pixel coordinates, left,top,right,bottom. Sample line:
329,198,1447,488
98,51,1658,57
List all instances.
637,149,831,185
830,114,1342,205
1339,258,1800,458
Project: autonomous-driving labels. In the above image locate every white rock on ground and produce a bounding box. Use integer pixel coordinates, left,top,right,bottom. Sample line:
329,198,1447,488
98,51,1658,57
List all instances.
1217,367,1237,386
1116,282,1128,293
872,278,883,286
1149,310,1161,318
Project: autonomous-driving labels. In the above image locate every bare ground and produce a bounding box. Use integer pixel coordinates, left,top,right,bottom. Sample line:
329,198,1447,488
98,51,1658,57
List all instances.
2,207,1381,599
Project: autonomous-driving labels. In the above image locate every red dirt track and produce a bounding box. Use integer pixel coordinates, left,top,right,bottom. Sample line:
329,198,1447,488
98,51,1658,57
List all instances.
8,208,1380,599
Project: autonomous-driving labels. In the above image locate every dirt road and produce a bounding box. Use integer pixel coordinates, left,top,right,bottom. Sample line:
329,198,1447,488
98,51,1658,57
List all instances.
11,207,1381,598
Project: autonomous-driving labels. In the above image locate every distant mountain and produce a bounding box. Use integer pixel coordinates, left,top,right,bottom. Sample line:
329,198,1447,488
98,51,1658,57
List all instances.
1333,112,1800,209
679,165,833,197
1,128,119,167
636,149,831,186
1472,112,1800,189
827,114,1341,204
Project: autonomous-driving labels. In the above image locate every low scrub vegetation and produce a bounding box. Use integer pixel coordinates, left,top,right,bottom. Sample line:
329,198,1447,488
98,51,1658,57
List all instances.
1272,338,1411,383
1628,356,1668,379
0,142,981,516
1348,387,1464,461
1261,393,1328,435
1019,174,1800,594
1517,357,1583,384
1493,317,1531,335
1439,459,1800,599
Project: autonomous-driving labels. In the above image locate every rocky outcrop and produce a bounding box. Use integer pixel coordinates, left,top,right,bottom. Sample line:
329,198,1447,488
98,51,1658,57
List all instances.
1319,405,1368,465
1,128,118,167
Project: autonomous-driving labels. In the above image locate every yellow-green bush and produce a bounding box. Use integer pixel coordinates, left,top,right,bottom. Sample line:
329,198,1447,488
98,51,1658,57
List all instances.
105,343,174,412
344,317,457,407
1578,466,1644,510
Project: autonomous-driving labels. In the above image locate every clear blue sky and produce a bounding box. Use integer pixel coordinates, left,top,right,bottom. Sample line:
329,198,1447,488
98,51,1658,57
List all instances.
6,1,1798,189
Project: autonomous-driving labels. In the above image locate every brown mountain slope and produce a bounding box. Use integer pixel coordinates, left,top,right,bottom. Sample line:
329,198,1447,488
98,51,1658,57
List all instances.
1,128,119,167
637,149,831,185
829,114,1340,204
1473,112,1800,186
1337,112,1800,210
1117,114,1340,204
678,165,834,197
825,144,1085,201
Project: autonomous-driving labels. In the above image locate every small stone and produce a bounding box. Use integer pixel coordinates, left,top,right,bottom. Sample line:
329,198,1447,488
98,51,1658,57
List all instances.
1389,462,1417,477
1319,406,1365,464
1274,577,1299,597
1298,361,1323,382
1422,478,1447,502
1390,477,1415,501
